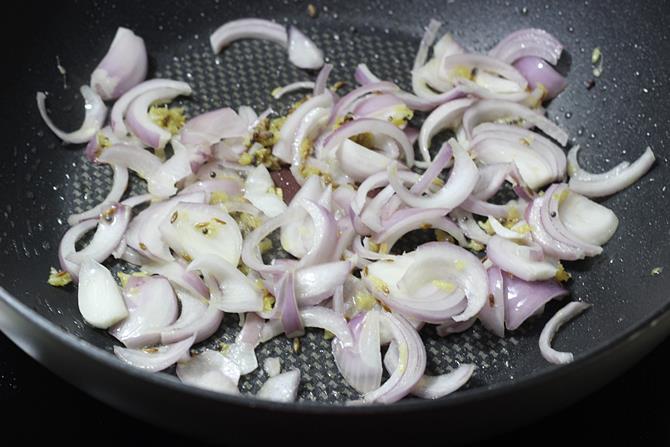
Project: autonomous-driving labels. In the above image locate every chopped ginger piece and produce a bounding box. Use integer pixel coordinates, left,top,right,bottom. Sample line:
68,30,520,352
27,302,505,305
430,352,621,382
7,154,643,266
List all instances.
431,279,456,293
354,290,377,312
263,294,276,312
448,65,474,81
478,219,495,235
238,152,253,166
259,238,273,253
149,105,186,134
468,240,485,252
368,275,390,294
555,263,572,282
48,268,72,287
209,191,230,205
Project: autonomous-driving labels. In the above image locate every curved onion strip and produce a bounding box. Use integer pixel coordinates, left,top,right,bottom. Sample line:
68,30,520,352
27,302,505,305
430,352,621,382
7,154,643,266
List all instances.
504,272,569,331
125,86,190,149
463,99,568,146
260,307,353,347
272,81,315,99
36,86,107,144
176,349,241,395
97,144,162,182
313,63,333,95
277,271,303,337
161,297,223,345
539,301,591,364
295,261,353,306
114,334,196,372
388,139,477,210
568,147,655,197
210,18,287,53
479,267,505,337
243,210,297,274
257,370,300,402
362,312,426,404
490,28,563,65
414,19,442,70
418,98,475,165
486,235,557,281
451,209,491,245
329,81,399,124
67,203,131,265
297,200,338,268
91,27,148,100
287,26,324,69
513,56,567,99
110,79,192,137
68,165,129,225
143,260,209,299
440,53,528,90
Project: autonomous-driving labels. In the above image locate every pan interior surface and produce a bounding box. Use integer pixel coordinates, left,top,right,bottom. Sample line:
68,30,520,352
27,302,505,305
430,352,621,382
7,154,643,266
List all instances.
0,0,669,406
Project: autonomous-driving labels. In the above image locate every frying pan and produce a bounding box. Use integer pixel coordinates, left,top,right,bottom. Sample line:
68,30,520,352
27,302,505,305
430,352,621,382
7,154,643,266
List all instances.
1,0,668,443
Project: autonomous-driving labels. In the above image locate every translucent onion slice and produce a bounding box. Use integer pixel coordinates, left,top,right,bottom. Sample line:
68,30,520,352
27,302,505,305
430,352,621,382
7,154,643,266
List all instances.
539,301,591,364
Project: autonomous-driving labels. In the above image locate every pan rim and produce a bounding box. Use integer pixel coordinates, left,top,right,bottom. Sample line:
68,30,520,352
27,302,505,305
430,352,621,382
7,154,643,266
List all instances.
1,284,669,414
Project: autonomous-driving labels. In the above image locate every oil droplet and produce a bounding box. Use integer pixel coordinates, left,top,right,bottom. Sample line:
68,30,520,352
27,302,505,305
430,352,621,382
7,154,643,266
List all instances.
520,6,528,15
642,88,649,93
567,26,574,33
564,112,572,119
589,133,596,139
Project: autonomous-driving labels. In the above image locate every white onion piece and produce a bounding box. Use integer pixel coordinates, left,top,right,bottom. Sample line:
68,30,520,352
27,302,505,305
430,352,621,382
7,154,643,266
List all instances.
451,209,491,245
142,260,209,299
188,255,263,313
260,307,353,347
384,341,474,399
295,260,353,306
313,63,333,95
440,53,528,90
280,175,324,257
462,99,568,146
58,220,99,279
559,191,618,246
388,139,478,210
488,216,530,241
114,334,196,372
272,81,315,99
418,98,475,165
568,147,655,197
67,203,131,265
539,301,591,364
222,313,263,375
257,370,300,403
263,357,282,377
97,144,162,184
244,165,288,217
490,28,563,65
297,200,338,268
90,27,148,100
78,259,128,329
362,312,426,404
110,276,179,348
479,267,505,337
486,235,558,281
67,165,129,225
333,310,383,394
287,26,324,69
413,19,442,70
177,349,241,394
160,203,243,267
149,139,194,198
125,87,189,149
36,85,107,144
110,79,192,138
160,293,223,345
337,139,394,183
210,18,287,53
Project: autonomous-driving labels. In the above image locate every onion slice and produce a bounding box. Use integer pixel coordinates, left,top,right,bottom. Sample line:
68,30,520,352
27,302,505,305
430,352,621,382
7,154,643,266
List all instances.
176,349,241,394
114,334,196,372
78,259,128,329
539,301,591,364
36,86,107,144
257,370,300,402
67,165,129,225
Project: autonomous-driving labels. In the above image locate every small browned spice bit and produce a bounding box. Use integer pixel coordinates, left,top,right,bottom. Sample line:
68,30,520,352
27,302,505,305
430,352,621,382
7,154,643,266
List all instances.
209,171,217,178
213,218,227,225
139,242,148,250
585,79,596,90
170,211,178,223
307,3,318,18
488,293,495,307
292,337,302,353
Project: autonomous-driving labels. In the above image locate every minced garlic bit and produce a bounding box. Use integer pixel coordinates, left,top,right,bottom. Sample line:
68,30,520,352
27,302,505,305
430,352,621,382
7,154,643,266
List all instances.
330,81,347,92
448,65,474,81
48,267,72,287
238,152,253,166
368,240,380,252
478,219,495,235
263,294,276,313
97,131,111,149
651,267,663,276
387,105,414,128
353,290,377,312
209,191,230,205
323,329,335,340
235,212,261,235
591,47,602,65
431,279,456,293
149,105,186,134
520,134,534,146
453,259,466,271
555,263,572,282
368,275,390,294
467,240,485,252
513,223,532,234
219,342,231,354
552,188,570,204
259,237,273,253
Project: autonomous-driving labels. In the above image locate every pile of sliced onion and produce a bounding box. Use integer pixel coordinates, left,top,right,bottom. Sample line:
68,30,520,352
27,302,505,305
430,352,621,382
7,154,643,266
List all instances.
39,17,656,404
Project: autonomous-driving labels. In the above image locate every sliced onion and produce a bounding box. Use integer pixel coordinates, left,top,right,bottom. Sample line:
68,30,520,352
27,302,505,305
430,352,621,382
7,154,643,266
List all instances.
263,357,282,377
110,276,179,348
414,19,442,70
244,164,288,217
373,208,465,250
125,86,190,149
160,292,223,345
333,310,383,394
176,349,241,394
296,200,338,268
295,260,353,306
568,147,655,197
97,144,162,183
210,18,287,53
243,211,297,274
114,334,196,372
77,259,128,329
160,203,243,266
67,203,130,265
487,235,558,281
58,219,99,279
272,81,316,99
539,301,591,364
559,190,618,246
67,165,129,225
362,312,426,404
287,26,324,69
418,98,475,165
337,139,394,183
388,139,478,210
504,271,569,331
451,209,491,245
142,261,208,299
489,28,563,65
260,307,353,346
479,267,505,337
36,85,107,144
463,99,568,146
440,54,528,90
257,369,300,402
513,56,566,99
110,79,192,138
90,27,148,100
189,254,263,313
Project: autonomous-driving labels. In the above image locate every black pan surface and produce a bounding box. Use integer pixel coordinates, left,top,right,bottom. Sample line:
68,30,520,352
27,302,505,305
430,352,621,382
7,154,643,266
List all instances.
0,0,668,442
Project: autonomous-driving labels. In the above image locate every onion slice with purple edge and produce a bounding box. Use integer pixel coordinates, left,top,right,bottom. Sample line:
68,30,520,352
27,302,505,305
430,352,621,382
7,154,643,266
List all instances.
363,242,488,323
276,271,303,338
539,301,591,364
489,28,563,65
59,219,99,279
142,260,209,299
67,203,130,265
244,164,288,217
260,307,354,347
313,63,333,95
462,99,568,146
125,86,190,149
110,276,179,348
513,56,567,99
333,310,383,394
440,53,528,90
160,292,224,345
384,341,474,399
295,260,353,306
479,267,505,337
176,349,241,395
68,165,129,225
78,259,128,329
296,199,338,268
90,27,148,100
110,79,192,137
97,144,164,195
257,370,301,402
272,81,315,99
504,271,569,331
114,334,196,372
418,98,475,165
361,312,426,404
568,146,656,197
36,85,107,144
486,235,558,281
188,254,263,313
388,139,478,210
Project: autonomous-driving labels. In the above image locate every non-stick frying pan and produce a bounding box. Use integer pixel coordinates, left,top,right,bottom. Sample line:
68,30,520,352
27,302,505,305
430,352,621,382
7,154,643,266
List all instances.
1,0,668,443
